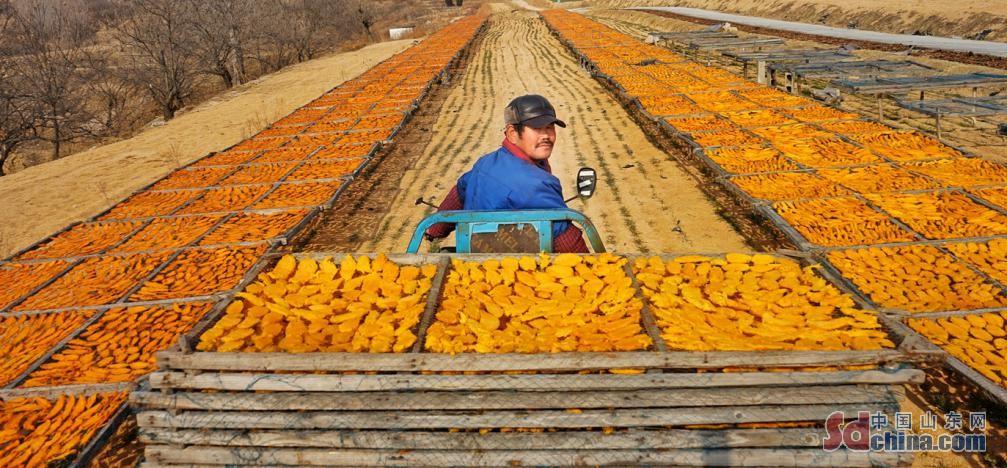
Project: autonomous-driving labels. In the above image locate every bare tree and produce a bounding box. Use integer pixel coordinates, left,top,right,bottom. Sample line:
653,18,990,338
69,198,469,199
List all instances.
10,0,97,160
0,0,432,175
0,1,37,175
246,0,329,72
82,51,144,136
348,0,377,42
0,79,37,175
297,0,331,60
187,0,251,88
0,0,12,42
108,0,198,120
83,0,119,24
247,0,389,73
245,2,296,73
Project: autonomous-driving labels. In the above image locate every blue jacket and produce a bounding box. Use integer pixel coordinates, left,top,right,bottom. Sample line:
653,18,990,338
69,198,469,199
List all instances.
456,146,570,237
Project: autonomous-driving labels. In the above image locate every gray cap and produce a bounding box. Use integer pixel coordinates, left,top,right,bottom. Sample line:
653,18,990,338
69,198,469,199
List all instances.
504,94,567,128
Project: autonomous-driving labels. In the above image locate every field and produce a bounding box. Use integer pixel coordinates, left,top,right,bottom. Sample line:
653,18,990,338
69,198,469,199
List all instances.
1,1,1006,466
591,0,1007,42
303,10,748,254
0,15,486,465
583,8,1007,164
0,39,413,260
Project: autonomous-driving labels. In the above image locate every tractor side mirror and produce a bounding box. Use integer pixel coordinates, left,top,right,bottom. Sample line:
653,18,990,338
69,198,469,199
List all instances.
576,167,597,199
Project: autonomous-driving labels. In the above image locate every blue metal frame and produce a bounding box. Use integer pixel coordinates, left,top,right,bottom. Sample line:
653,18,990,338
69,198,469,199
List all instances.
407,209,606,254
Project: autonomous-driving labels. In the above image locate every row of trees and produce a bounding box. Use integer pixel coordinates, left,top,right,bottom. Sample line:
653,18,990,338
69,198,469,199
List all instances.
0,0,419,175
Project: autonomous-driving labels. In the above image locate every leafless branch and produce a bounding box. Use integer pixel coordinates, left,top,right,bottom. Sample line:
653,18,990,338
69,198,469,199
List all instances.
106,0,199,120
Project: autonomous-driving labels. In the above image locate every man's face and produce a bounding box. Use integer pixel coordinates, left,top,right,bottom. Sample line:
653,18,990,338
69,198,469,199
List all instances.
508,123,556,161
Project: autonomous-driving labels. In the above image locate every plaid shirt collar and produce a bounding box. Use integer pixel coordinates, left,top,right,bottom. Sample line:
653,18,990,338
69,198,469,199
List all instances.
501,138,551,174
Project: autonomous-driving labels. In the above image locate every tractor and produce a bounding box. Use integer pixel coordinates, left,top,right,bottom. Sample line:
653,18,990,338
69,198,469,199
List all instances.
408,166,605,253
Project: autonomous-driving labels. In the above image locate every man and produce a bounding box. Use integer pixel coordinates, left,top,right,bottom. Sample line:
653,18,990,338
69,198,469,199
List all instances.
425,94,589,253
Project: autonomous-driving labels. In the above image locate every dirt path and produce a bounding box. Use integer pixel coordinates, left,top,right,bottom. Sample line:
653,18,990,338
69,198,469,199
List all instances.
510,0,543,11
317,10,747,254
0,39,412,259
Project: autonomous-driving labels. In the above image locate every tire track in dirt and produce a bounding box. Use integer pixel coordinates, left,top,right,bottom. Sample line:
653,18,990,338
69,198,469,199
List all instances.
520,20,630,249
295,21,488,251
538,17,694,246
521,30,648,250
352,10,747,254
520,13,744,253
523,13,639,249
365,17,506,245
367,13,574,250
369,15,510,245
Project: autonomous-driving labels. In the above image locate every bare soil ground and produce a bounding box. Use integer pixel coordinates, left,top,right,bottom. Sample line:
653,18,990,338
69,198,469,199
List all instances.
590,0,1007,42
510,0,543,11
585,8,1007,163
302,8,749,254
0,39,412,259
522,0,588,9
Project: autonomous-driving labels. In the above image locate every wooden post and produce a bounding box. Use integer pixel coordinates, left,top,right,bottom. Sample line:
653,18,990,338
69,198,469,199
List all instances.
178,335,192,355
756,61,767,84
